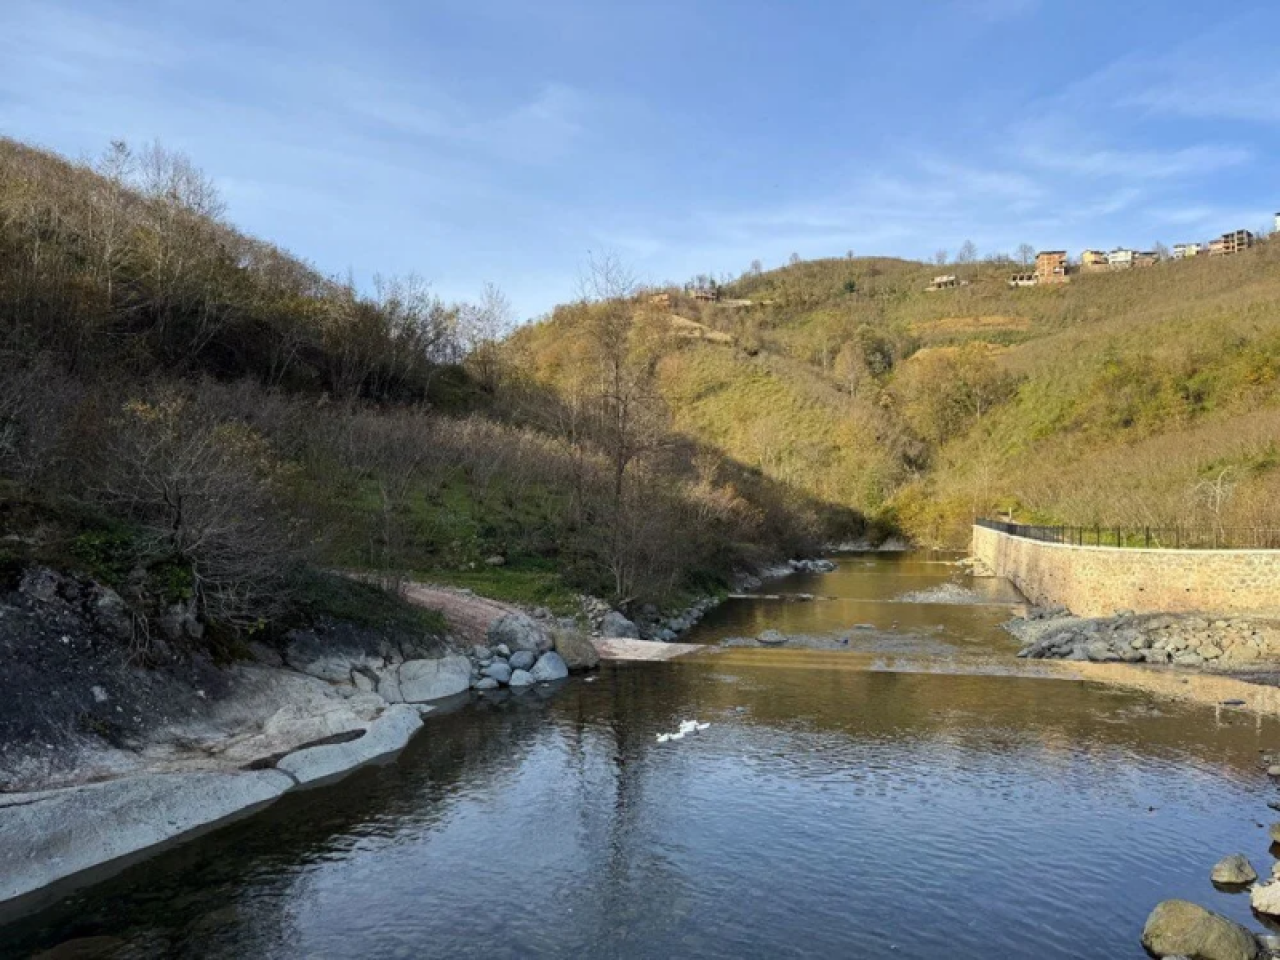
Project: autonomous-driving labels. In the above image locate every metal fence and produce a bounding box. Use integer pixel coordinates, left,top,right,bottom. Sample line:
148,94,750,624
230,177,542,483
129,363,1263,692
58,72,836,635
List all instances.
975,518,1280,550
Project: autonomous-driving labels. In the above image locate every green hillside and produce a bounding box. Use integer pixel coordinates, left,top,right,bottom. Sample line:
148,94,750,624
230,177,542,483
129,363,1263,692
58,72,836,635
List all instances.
516,242,1280,545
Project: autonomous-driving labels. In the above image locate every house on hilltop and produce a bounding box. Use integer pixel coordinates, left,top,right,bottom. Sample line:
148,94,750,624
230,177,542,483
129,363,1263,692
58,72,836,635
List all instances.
926,274,967,291
1172,243,1202,259
1034,250,1069,284
1080,249,1108,273
1134,250,1160,268
1107,248,1136,270
1007,272,1037,288
1209,229,1254,256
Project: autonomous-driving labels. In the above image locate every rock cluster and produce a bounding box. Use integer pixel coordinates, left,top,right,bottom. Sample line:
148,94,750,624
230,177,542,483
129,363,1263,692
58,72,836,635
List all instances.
1010,611,1280,668
465,617,580,692
1141,899,1260,960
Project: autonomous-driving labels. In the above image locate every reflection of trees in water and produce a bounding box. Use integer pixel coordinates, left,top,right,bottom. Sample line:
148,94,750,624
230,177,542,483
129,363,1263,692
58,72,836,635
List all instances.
2,690,577,960
7,660,1276,958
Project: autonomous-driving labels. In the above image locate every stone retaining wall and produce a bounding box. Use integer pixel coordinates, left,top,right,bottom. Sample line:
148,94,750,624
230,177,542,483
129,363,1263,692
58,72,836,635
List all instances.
972,524,1280,617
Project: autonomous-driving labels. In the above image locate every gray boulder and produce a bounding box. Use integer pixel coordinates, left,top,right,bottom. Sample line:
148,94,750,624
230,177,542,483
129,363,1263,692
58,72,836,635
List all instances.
1211,853,1258,886
509,669,535,687
531,651,569,682
275,705,424,787
0,771,295,907
488,613,550,653
1141,899,1259,960
553,628,600,671
509,650,536,671
397,656,472,702
601,611,640,639
91,587,133,640
483,661,513,685
471,645,492,661
758,630,787,646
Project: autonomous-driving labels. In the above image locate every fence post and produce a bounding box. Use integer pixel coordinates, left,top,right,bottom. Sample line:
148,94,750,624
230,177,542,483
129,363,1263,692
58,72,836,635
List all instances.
1145,527,1150,549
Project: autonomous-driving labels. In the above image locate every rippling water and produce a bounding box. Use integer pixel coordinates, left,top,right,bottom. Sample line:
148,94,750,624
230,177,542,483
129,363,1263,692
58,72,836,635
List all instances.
6,556,1280,959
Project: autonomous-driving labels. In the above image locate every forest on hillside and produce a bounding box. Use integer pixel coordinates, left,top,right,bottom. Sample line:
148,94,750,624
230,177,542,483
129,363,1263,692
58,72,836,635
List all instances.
0,138,847,651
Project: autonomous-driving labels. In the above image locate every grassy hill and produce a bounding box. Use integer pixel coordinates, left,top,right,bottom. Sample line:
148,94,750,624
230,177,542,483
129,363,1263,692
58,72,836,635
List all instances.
515,241,1280,545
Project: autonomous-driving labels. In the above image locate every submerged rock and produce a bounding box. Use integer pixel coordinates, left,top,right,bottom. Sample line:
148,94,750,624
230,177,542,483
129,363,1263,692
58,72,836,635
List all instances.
1211,853,1258,886
508,669,535,687
1141,899,1260,959
758,630,786,646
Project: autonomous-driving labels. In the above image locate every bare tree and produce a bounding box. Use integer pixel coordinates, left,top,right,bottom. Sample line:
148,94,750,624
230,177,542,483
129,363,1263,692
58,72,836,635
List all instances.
933,249,948,266
956,240,978,264
1016,243,1036,266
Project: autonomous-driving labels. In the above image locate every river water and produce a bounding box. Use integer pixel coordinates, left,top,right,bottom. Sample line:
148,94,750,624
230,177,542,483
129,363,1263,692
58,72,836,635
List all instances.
6,553,1280,958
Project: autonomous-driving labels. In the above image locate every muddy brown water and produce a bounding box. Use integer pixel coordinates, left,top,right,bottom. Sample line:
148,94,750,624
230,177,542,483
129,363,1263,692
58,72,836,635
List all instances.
5,553,1280,958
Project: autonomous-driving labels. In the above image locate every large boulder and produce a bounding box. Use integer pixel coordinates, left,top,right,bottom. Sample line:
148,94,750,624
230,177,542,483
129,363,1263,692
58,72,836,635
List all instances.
553,628,600,671
601,611,640,639
1211,853,1258,886
488,613,550,654
1141,899,1259,959
1252,881,1280,917
530,651,569,682
275,705,424,787
396,656,471,702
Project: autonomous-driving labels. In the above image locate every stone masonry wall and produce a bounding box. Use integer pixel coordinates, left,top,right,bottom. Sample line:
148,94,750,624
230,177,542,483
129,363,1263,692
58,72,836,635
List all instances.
972,525,1280,618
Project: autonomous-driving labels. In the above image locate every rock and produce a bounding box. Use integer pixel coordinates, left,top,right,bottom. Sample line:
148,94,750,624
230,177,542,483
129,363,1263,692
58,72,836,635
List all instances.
90,587,133,640
658,629,677,642
397,656,472,702
19,567,61,603
553,628,600,671
0,771,295,908
262,702,367,744
1141,899,1260,960
1255,881,1280,918
473,677,499,690
509,649,536,671
509,669,535,687
90,685,109,704
471,645,493,661
601,611,640,639
1270,823,1280,844
1201,645,1224,660
530,651,569,682
485,555,506,566
275,705,423,787
488,613,550,653
1269,766,1280,779
1086,641,1119,662
1211,854,1258,886
758,630,786,646
483,661,513,685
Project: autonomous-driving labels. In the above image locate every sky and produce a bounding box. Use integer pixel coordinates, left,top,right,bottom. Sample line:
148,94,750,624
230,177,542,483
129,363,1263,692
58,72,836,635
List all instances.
2,0,1278,321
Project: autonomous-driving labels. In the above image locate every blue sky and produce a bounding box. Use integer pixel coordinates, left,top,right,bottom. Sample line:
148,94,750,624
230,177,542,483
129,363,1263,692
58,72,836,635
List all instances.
2,0,1278,320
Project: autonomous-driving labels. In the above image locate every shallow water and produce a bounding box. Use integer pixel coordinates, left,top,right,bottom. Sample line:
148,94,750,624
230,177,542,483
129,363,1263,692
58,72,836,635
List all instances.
6,555,1280,959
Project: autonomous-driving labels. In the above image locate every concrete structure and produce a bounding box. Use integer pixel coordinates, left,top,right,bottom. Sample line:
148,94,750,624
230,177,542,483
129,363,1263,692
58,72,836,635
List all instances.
1172,243,1202,259
926,274,960,291
1209,229,1254,256
1034,250,1070,284
1107,248,1136,270
1080,249,1108,272
972,524,1280,618
1007,273,1037,288
1134,250,1160,268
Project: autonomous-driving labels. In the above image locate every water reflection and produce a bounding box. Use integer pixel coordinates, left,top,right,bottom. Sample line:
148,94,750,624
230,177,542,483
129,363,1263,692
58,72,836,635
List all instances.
687,552,1025,654
6,655,1278,960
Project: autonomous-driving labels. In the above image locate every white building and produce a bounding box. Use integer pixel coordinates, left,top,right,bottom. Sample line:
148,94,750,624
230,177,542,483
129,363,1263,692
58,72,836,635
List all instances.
1172,243,1203,259
1107,248,1136,269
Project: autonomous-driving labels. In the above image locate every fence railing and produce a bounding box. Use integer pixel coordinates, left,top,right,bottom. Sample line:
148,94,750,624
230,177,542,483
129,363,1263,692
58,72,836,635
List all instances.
975,519,1280,550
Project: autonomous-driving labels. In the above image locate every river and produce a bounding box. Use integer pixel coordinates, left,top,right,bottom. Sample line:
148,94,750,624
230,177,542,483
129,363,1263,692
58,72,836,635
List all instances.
6,553,1280,958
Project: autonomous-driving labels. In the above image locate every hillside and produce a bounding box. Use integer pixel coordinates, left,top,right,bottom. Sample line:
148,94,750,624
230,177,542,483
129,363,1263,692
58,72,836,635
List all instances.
0,137,834,651
515,242,1280,545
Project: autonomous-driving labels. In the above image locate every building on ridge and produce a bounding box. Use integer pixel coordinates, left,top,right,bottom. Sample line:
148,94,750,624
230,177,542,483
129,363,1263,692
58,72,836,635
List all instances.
1080,249,1108,272
1172,243,1202,259
1209,229,1254,256
1107,248,1136,270
1034,250,1070,284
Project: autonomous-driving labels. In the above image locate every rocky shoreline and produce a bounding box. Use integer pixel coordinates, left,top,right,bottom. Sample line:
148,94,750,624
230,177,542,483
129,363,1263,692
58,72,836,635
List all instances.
0,567,600,921
1008,607,1280,669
